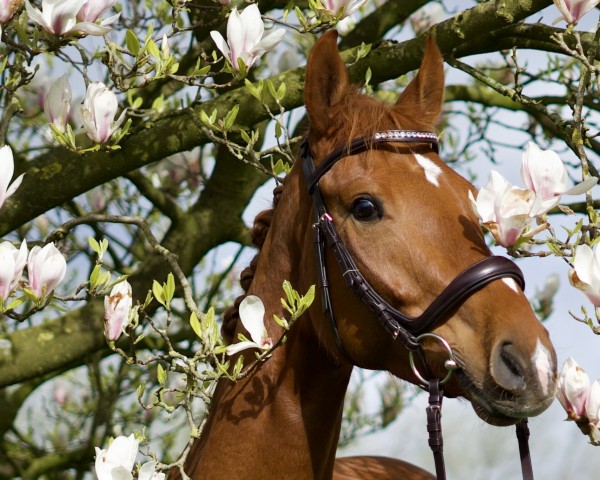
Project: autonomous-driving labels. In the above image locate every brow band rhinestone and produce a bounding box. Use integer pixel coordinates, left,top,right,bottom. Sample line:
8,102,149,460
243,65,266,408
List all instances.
373,130,438,142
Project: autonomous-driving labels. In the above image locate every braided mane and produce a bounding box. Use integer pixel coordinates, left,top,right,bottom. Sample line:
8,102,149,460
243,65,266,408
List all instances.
221,182,285,343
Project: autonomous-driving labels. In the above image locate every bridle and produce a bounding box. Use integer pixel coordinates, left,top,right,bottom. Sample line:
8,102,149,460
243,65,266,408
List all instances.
300,130,534,480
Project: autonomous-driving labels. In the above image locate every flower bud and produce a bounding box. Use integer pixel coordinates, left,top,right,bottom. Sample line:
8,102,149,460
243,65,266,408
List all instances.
0,239,27,301
104,281,133,341
557,357,590,420
27,243,67,299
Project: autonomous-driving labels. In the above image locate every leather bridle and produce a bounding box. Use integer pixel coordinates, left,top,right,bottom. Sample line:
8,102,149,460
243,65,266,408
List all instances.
300,130,534,480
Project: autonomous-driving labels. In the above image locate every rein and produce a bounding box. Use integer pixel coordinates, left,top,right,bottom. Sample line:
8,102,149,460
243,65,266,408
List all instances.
300,130,535,480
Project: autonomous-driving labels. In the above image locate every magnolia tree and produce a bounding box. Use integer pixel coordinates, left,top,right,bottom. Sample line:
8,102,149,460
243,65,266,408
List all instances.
2,0,600,478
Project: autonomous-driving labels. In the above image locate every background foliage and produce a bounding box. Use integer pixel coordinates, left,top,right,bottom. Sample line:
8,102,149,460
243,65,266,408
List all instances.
2,0,600,478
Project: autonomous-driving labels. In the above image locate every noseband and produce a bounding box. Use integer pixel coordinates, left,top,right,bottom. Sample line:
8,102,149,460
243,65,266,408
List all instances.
300,130,534,480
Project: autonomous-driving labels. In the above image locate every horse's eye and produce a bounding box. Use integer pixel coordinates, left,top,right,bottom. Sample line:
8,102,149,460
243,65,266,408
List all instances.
351,197,381,221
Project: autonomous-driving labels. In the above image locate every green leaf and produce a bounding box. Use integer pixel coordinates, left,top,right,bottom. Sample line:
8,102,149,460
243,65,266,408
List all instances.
88,237,101,255
190,311,202,339
223,104,239,131
89,264,102,288
276,82,286,101
126,29,140,56
164,273,175,304
136,382,146,400
244,79,262,99
157,364,167,386
146,38,160,59
266,79,277,100
152,280,165,307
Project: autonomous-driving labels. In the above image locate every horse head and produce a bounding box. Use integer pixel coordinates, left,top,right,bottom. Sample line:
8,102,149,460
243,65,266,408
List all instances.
301,30,557,426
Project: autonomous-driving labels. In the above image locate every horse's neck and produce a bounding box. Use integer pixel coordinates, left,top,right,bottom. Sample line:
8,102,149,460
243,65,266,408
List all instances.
188,169,354,479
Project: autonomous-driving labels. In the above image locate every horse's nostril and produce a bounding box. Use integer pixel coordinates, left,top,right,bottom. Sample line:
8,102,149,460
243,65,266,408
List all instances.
491,343,527,392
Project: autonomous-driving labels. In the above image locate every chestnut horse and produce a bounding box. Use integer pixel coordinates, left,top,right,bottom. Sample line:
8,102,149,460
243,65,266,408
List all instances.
169,31,557,479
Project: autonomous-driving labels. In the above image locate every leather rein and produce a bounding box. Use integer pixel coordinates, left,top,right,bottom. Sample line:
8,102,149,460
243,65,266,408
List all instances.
300,130,534,480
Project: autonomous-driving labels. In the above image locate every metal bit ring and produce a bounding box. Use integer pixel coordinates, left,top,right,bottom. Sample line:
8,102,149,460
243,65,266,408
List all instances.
408,333,457,388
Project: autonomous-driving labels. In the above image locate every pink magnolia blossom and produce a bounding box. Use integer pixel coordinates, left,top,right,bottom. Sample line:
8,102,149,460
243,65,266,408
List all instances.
27,242,67,299
468,170,534,247
103,280,132,341
225,295,273,355
319,0,368,18
25,0,116,36
80,82,126,144
568,243,600,306
557,357,590,421
0,240,27,301
0,145,25,210
586,380,600,444
210,4,285,71
44,74,72,134
553,0,600,24
76,0,116,23
1,0,20,24
521,142,596,216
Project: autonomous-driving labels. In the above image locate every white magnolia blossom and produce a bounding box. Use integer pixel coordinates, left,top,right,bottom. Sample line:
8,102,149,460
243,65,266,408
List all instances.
226,295,273,355
25,0,117,36
586,380,600,444
0,145,25,210
210,4,285,71
44,74,72,134
521,142,596,216
81,82,127,144
0,240,28,301
104,280,133,341
569,243,600,306
27,242,67,299
95,434,138,480
553,0,600,24
469,170,533,247
319,0,368,18
94,435,164,480
557,357,590,421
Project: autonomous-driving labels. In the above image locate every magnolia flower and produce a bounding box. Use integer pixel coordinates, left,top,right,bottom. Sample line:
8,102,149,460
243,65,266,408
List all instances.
1,0,20,24
94,434,138,480
27,242,67,299
76,0,117,24
568,243,600,306
210,4,285,71
44,74,72,134
521,142,597,216
25,0,116,36
469,170,534,247
225,295,273,355
0,145,25,210
81,82,126,144
586,380,600,444
138,461,166,480
553,0,600,24
557,357,590,421
0,240,27,301
104,280,133,341
319,0,368,18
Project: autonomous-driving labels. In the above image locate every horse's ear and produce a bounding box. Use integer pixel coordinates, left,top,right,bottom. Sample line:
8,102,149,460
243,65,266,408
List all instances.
395,36,444,125
304,30,349,133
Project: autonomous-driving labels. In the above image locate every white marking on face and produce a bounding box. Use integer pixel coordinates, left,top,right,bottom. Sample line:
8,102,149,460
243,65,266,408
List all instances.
502,278,520,293
531,340,554,396
414,153,442,187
